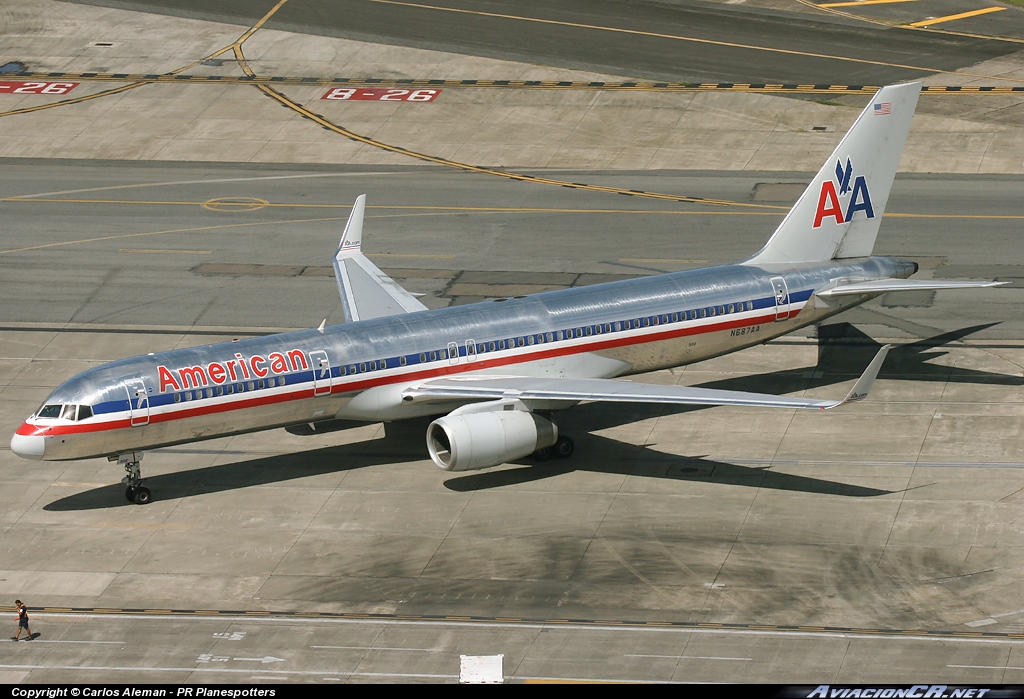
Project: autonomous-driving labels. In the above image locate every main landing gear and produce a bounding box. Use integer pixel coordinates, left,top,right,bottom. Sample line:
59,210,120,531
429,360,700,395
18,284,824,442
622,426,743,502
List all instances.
532,435,575,462
116,452,152,504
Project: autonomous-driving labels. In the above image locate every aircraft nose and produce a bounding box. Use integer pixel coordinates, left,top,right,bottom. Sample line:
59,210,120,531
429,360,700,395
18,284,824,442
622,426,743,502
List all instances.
10,432,45,460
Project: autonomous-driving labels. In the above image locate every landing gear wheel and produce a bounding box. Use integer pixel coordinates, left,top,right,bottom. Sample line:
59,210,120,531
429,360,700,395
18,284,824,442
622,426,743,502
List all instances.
117,454,150,504
554,436,575,459
532,446,553,462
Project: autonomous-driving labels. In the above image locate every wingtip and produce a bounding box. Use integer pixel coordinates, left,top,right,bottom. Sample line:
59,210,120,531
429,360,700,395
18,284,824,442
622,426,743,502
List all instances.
337,194,367,253
839,344,892,406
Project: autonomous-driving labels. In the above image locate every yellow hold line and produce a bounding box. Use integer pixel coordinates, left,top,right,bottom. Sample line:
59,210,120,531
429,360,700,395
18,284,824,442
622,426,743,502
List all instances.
910,7,1006,27
819,0,917,6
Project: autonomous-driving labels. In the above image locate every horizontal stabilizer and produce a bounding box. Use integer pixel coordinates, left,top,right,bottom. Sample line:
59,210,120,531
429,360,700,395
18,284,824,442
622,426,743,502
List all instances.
402,346,891,411
816,279,1007,298
334,195,428,323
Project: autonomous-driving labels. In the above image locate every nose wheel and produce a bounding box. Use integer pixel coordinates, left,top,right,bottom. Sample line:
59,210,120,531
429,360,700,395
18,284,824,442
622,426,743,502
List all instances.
117,453,152,504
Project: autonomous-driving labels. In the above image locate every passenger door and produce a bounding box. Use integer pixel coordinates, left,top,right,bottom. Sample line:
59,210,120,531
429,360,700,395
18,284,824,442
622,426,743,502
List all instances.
126,378,150,427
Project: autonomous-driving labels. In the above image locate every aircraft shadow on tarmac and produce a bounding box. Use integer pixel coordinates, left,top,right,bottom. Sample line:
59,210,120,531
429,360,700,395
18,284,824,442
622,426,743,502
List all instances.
44,324,1009,510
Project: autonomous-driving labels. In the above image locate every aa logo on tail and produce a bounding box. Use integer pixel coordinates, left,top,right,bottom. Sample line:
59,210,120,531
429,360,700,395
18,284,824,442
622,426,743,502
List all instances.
812,157,875,228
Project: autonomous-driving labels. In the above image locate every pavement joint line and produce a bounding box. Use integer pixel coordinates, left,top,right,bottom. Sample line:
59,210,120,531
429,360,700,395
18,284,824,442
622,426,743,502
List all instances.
21,607,1024,641
4,73,1024,91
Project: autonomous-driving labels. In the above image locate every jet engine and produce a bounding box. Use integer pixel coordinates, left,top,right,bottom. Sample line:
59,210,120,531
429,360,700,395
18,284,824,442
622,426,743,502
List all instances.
426,409,557,472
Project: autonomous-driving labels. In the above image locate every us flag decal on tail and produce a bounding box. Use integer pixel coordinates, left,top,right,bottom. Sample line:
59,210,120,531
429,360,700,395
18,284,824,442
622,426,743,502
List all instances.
873,102,891,115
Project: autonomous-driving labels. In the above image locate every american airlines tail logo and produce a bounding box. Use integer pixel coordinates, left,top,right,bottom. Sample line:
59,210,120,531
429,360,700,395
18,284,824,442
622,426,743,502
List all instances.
812,157,875,228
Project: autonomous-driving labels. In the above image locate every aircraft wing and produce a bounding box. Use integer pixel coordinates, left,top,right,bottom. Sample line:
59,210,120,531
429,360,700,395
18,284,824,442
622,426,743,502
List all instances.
334,195,429,322
816,279,1007,298
403,346,891,411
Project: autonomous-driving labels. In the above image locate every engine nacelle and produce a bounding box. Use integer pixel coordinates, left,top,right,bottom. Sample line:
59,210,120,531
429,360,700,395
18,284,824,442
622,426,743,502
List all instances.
426,410,557,472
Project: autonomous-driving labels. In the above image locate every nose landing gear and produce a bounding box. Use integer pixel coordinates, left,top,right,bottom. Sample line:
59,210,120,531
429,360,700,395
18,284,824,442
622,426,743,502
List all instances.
116,452,152,504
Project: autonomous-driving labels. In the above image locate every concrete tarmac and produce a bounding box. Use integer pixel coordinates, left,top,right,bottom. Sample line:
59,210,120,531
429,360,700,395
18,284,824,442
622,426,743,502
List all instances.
1,161,1023,683
1,0,1024,685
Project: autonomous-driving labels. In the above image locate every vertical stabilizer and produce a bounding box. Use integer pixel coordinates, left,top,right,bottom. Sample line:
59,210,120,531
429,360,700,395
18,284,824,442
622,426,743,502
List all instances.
745,82,921,266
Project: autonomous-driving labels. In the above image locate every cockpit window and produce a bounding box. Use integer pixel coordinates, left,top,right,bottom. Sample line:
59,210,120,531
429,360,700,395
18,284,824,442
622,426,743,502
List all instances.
35,403,92,420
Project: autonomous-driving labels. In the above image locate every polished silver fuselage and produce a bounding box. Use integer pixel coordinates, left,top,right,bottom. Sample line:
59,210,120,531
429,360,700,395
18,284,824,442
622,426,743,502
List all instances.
18,257,915,460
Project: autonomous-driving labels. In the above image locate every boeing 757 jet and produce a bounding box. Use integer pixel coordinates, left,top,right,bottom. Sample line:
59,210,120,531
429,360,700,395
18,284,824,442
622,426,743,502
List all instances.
10,82,1004,504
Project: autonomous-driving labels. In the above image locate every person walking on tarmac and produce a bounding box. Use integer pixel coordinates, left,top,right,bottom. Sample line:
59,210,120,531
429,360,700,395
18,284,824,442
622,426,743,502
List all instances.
12,600,31,641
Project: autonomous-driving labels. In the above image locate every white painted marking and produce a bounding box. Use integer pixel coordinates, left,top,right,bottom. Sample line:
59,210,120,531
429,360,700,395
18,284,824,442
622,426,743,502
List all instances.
965,618,998,627
13,171,423,199
991,608,1024,619
627,654,751,660
233,656,284,664
0,663,453,679
12,639,125,644
311,645,443,652
965,608,1024,627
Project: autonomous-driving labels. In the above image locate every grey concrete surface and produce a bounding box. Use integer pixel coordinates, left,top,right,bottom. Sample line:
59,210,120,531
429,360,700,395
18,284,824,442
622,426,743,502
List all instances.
1,0,1024,685
1,161,1023,683
2,0,1024,172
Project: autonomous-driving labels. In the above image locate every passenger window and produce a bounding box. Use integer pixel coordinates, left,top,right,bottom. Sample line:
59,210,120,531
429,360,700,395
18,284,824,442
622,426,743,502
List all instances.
279,376,286,386
430,351,437,361
341,366,347,376
258,380,265,389
268,378,276,388
728,304,735,314
400,356,407,366
247,381,255,391
642,318,650,327
612,322,620,332
185,392,193,401
174,394,181,403
584,327,592,336
489,342,496,351
545,333,554,343
228,384,235,395
527,335,535,345
216,386,224,396
709,307,716,317
380,359,387,368
419,353,426,363
498,340,505,350
652,317,659,326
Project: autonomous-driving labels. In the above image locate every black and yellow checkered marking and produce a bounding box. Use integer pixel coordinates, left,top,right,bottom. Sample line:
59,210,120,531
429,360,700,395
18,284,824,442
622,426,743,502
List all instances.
4,73,1023,93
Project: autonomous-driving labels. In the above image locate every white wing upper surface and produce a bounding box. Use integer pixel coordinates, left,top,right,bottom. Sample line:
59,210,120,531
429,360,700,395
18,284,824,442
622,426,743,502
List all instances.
334,195,428,322
402,346,891,411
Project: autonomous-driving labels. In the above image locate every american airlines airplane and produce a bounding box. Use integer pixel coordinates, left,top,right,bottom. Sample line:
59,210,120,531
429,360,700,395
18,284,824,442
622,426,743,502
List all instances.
10,82,1003,504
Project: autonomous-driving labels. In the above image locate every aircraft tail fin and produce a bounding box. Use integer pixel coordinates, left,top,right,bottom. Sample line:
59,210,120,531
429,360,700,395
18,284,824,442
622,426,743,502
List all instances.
333,195,428,323
745,82,921,266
